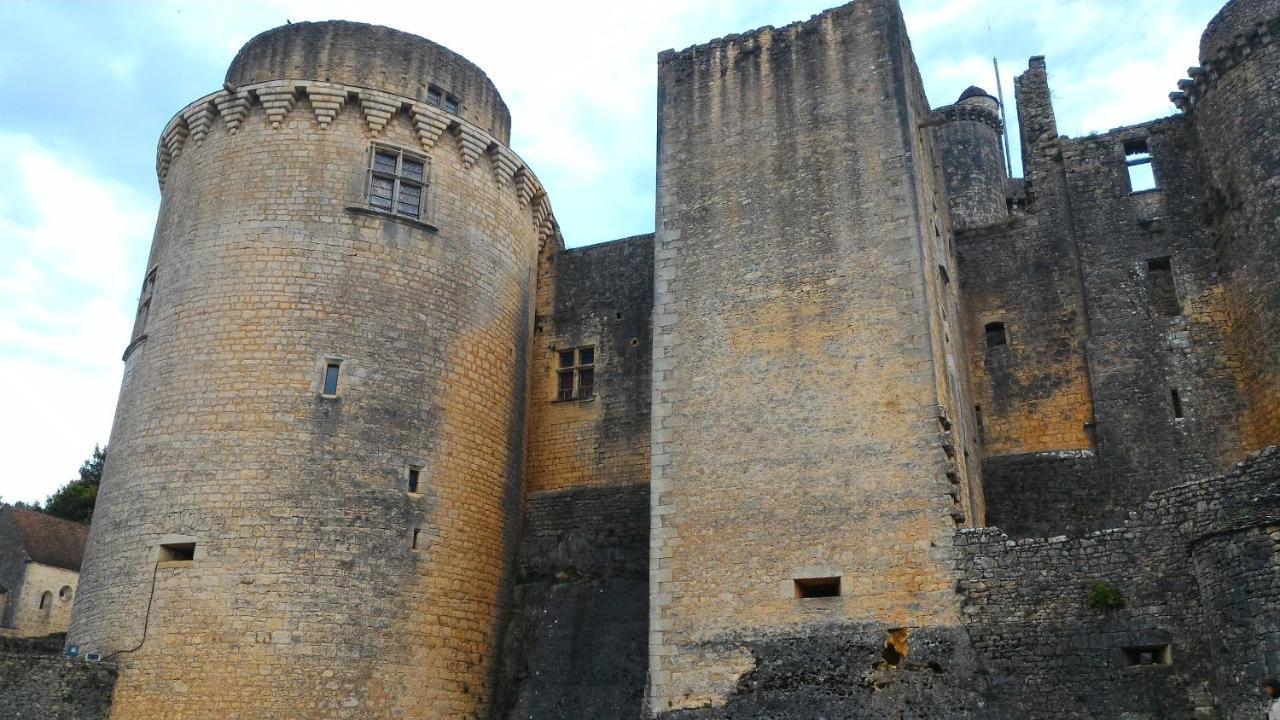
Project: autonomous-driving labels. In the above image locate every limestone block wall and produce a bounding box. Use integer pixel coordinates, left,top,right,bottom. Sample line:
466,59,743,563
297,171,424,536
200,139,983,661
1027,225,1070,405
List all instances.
1177,0,1280,450
650,1,977,712
957,218,1096,457
68,23,558,720
493,234,654,718
3,564,79,638
526,234,654,494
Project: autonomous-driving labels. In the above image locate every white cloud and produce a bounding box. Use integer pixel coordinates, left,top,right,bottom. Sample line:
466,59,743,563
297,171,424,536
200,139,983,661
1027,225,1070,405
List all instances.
0,134,153,504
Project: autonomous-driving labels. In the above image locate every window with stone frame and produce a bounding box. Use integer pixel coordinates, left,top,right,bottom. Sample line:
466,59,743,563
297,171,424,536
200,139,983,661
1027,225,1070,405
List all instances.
556,346,595,401
367,145,428,220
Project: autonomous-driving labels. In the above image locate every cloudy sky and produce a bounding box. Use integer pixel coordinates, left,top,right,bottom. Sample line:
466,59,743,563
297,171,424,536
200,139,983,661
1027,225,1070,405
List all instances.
0,0,1220,504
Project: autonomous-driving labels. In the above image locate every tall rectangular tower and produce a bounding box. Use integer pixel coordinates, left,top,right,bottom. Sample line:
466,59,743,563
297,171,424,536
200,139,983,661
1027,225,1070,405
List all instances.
649,0,982,713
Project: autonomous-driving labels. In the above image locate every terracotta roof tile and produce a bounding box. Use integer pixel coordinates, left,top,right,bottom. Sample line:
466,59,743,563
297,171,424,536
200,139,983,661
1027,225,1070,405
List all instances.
7,508,89,571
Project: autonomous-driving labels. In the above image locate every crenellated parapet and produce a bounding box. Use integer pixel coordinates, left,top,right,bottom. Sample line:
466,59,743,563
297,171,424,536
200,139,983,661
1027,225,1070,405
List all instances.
156,78,562,247
1170,11,1280,112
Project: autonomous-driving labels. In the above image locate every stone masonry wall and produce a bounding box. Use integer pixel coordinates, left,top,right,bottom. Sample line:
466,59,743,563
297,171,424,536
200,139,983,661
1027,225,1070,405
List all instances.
526,235,653,494
494,233,654,718
69,23,556,719
958,448,1280,720
0,635,115,720
650,1,976,712
963,55,1247,538
1184,3,1280,450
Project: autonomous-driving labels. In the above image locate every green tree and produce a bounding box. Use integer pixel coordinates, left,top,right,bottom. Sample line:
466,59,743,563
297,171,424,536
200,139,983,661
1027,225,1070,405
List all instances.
41,445,106,524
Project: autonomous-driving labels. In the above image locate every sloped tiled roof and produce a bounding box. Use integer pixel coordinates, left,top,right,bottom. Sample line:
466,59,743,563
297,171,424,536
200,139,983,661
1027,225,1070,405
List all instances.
7,507,89,572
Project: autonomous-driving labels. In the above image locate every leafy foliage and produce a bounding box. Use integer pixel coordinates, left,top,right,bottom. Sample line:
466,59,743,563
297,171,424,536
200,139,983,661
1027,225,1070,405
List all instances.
1088,580,1126,611
37,446,105,524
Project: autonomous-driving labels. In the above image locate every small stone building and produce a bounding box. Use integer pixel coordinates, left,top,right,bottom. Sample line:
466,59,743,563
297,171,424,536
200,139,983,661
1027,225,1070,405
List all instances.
0,505,88,638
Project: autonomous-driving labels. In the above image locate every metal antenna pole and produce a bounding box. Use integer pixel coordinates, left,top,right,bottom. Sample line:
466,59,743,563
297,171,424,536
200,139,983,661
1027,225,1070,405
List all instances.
994,56,1014,178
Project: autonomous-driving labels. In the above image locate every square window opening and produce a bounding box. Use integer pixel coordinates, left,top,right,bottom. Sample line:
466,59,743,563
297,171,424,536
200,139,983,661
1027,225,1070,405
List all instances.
323,362,341,396
1122,644,1172,667
1147,257,1180,316
159,542,195,563
368,146,430,220
1125,140,1157,193
555,346,596,401
985,321,1007,349
795,576,841,599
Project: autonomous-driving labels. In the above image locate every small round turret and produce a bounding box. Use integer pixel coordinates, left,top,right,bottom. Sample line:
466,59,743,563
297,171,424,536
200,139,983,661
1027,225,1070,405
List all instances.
934,86,1009,231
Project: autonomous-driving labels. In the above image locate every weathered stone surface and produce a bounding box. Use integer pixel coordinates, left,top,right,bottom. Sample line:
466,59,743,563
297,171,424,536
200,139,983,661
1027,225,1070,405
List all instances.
0,634,115,720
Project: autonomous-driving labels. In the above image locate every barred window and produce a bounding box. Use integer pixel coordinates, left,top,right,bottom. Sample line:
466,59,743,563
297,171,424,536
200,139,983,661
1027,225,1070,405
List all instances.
556,346,595,401
368,146,428,220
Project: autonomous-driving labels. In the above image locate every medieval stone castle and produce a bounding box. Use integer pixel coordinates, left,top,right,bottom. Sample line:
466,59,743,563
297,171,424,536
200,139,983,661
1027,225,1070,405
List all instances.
34,0,1280,717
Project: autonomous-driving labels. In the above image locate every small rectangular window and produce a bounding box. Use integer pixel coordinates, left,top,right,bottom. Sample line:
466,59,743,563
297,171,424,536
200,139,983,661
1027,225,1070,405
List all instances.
1171,389,1184,419
368,146,428,220
554,346,596,401
1122,644,1172,667
938,264,950,285
794,577,841,599
1125,140,1157,193
159,542,195,563
1146,257,1180,316
426,87,442,107
323,363,340,396
407,466,421,493
985,321,1007,349
412,528,421,550
444,96,459,115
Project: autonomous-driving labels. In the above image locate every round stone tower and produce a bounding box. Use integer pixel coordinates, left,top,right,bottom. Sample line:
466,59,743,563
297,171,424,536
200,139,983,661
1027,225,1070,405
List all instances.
934,86,1009,231
1175,0,1280,449
68,21,558,719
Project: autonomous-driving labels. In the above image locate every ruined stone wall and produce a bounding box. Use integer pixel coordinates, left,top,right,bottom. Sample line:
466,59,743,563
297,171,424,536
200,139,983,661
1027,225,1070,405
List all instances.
494,234,653,718
963,56,1246,538
650,1,975,712
959,57,1096,467
1060,118,1244,499
958,448,1280,720
1182,1,1280,450
68,23,556,720
0,634,116,720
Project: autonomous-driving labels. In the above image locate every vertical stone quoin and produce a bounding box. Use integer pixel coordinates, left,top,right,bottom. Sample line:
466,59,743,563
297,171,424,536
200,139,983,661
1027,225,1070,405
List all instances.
67,20,555,720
